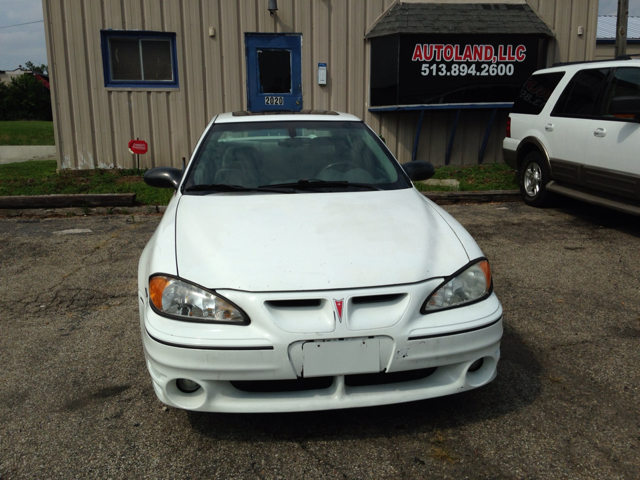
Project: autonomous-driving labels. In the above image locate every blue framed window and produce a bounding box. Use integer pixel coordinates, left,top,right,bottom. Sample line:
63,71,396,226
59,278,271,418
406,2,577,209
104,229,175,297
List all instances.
101,30,179,88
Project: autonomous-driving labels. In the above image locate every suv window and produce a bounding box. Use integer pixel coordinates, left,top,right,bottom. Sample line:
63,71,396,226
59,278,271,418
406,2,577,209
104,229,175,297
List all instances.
552,68,609,117
511,72,565,115
603,67,640,117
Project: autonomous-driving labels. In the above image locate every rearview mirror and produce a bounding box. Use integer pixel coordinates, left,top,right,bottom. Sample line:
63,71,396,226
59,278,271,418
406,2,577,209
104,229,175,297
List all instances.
609,96,640,118
143,167,183,190
402,161,435,181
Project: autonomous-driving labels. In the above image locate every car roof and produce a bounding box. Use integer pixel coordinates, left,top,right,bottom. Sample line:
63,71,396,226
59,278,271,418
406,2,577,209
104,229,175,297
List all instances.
535,58,640,75
213,110,362,124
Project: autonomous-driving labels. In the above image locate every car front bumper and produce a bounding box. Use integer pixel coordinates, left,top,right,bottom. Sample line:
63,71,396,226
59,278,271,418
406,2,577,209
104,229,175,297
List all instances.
139,281,503,412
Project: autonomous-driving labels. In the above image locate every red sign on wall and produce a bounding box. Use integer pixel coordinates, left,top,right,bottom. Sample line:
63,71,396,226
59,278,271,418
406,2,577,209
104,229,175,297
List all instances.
128,139,148,155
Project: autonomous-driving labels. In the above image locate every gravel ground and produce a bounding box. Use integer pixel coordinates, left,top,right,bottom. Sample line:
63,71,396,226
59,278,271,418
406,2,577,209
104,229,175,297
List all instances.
0,201,638,479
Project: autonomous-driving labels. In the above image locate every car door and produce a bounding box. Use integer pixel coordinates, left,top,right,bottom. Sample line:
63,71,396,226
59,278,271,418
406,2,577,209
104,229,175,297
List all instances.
545,68,610,185
585,67,640,200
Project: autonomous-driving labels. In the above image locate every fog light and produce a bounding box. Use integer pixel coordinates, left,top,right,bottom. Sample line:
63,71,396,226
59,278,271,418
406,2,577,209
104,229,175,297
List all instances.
176,378,201,393
468,358,484,372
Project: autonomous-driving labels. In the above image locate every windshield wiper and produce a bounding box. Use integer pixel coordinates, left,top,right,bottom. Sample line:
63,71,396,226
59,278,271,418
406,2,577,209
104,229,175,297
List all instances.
185,184,294,194
263,179,381,191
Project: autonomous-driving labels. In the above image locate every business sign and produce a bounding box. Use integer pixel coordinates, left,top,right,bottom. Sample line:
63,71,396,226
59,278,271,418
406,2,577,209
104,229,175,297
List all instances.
128,139,148,155
370,34,548,107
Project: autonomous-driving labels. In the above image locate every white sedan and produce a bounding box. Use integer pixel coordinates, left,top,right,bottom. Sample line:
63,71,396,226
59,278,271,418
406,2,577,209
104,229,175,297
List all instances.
139,111,503,413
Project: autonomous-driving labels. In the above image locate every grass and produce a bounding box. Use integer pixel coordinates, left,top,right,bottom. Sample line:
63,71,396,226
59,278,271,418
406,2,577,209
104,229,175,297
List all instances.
413,163,518,192
0,160,517,206
0,160,173,205
0,121,55,146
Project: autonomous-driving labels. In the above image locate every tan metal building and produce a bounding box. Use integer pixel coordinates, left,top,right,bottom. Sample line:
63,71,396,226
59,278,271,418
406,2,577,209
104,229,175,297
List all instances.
42,0,599,170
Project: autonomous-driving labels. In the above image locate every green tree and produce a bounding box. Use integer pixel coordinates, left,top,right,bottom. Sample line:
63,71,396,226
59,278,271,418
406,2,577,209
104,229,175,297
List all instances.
24,61,48,75
0,81,10,119
0,74,52,121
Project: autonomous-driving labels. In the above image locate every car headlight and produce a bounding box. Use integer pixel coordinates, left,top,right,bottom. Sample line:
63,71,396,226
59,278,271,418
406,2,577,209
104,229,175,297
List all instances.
148,275,248,324
421,259,492,313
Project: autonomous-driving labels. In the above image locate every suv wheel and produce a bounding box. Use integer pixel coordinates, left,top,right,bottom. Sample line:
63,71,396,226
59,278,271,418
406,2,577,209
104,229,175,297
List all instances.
519,151,553,207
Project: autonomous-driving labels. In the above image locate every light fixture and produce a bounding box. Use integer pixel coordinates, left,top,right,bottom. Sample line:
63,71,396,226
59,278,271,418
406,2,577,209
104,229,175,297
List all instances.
268,0,278,16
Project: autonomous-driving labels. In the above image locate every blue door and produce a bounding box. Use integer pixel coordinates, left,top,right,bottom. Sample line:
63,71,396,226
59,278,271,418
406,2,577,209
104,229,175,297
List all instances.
245,34,302,112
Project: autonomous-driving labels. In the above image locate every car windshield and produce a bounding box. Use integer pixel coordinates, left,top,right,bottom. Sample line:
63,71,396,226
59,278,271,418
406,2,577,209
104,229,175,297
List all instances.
182,120,411,193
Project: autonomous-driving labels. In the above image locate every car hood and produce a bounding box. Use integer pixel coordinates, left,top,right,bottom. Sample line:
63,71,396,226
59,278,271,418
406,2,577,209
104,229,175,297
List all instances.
175,189,470,292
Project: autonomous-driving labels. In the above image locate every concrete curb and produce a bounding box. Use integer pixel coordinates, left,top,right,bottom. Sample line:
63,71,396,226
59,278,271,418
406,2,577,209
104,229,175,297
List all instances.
0,204,166,218
421,190,521,204
0,190,522,218
0,193,136,209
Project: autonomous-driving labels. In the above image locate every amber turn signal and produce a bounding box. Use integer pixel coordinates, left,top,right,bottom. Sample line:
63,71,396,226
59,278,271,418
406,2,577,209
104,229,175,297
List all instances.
149,276,170,310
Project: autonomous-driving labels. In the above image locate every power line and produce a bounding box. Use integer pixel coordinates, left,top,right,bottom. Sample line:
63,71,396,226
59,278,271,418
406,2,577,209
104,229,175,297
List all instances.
0,20,44,29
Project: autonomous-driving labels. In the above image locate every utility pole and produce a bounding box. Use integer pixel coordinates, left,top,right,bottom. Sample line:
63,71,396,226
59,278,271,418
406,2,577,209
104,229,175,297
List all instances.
615,0,629,58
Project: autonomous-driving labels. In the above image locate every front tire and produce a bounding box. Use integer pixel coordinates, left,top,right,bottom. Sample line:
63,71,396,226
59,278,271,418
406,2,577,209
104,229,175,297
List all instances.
519,151,553,207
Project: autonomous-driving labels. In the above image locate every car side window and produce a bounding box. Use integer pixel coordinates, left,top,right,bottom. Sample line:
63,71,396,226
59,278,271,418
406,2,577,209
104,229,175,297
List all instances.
511,72,565,115
603,67,640,118
551,68,609,118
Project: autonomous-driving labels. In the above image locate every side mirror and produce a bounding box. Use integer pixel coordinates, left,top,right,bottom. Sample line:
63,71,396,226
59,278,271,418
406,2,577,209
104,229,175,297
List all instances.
143,167,183,190
402,161,435,181
609,96,640,118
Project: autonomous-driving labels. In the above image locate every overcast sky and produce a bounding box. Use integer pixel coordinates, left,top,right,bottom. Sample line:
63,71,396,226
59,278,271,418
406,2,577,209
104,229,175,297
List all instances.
1,0,640,71
0,0,46,70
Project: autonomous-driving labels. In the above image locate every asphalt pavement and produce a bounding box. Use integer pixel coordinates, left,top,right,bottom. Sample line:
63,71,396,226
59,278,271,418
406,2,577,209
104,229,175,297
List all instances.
0,201,638,479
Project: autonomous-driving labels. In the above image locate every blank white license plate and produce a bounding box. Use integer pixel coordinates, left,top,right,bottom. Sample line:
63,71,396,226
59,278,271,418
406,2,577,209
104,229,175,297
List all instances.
302,338,380,377
265,96,284,105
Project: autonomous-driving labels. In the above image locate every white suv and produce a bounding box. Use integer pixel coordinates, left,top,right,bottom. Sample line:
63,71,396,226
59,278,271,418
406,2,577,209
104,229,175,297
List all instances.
504,59,640,216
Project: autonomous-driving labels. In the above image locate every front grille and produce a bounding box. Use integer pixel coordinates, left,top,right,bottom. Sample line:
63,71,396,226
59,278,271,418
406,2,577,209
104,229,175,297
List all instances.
229,368,437,393
351,293,404,304
265,299,321,308
345,368,437,387
231,377,333,393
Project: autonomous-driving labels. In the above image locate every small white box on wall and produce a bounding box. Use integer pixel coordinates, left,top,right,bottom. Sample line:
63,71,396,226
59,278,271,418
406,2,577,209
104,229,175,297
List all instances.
318,63,327,85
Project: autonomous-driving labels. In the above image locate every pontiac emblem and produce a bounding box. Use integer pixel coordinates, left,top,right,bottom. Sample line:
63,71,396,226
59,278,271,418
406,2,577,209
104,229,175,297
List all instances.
334,298,344,323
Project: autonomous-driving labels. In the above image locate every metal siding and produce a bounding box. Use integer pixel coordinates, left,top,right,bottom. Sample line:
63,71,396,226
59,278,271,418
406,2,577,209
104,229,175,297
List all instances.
70,0,96,169
295,0,314,107
42,0,62,168
585,0,599,61
221,1,244,114
460,111,479,165
363,0,391,137
85,0,112,168
312,1,331,111
569,1,588,61
348,1,367,116
201,0,223,123
238,1,257,112
397,113,418,163
595,43,640,59
48,0,76,169
44,0,599,170
598,15,640,40
273,0,294,33
185,0,207,150
330,1,349,110
142,0,169,168
535,0,556,28
166,0,191,166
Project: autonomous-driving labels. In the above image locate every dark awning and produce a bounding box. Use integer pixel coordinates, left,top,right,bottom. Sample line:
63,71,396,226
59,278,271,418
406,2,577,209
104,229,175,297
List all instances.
366,2,555,39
